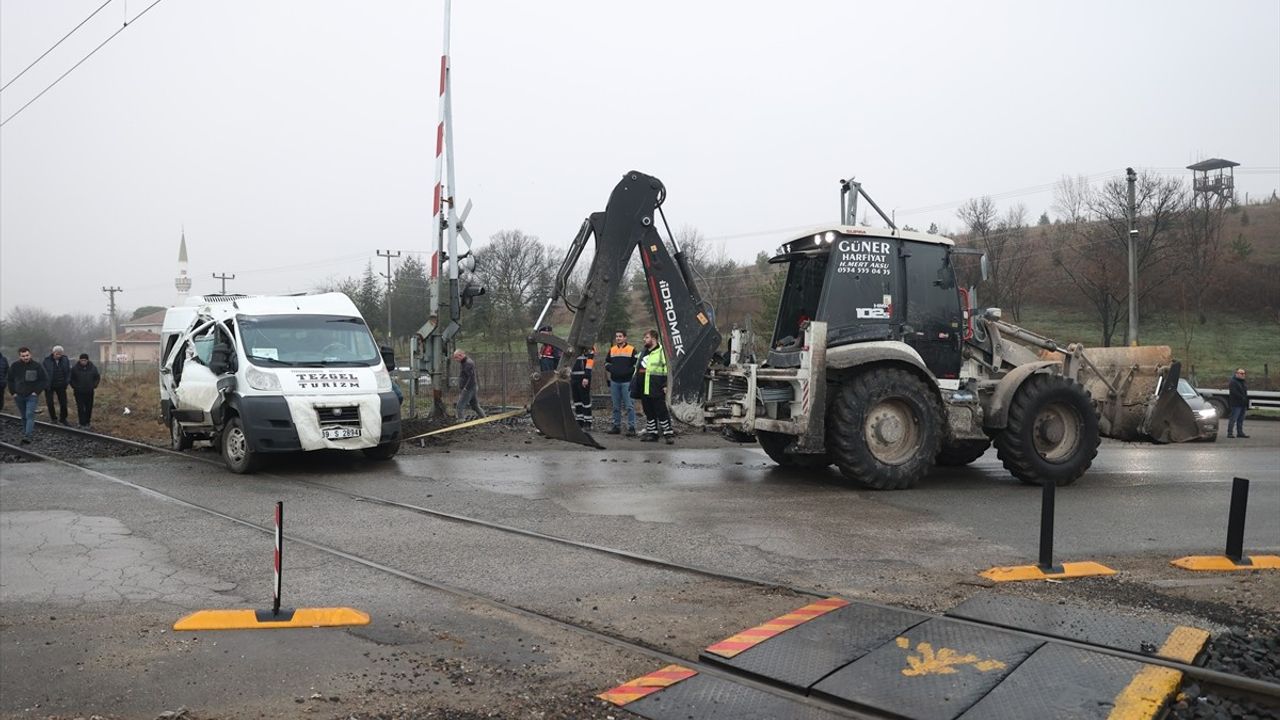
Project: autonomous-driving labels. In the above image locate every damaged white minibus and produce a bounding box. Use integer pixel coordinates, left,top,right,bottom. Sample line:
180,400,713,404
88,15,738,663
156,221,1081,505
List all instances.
160,293,401,473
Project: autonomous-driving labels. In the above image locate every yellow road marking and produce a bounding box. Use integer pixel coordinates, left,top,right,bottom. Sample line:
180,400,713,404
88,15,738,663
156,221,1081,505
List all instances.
894,637,1007,677
1158,626,1210,664
1107,664,1182,720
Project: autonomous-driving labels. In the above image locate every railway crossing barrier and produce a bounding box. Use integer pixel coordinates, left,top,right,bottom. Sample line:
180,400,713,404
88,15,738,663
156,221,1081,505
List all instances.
1171,477,1280,571
173,501,370,630
980,478,1116,582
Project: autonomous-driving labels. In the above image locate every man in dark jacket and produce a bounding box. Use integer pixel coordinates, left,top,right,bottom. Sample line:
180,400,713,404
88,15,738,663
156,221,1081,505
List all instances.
7,347,49,443
604,330,638,435
1227,368,1250,439
69,353,101,429
0,352,8,414
43,345,72,425
452,350,485,421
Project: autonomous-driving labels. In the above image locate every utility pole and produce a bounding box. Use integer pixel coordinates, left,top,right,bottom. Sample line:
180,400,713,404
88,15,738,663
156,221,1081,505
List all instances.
102,286,122,363
377,250,401,345
1125,167,1138,347
212,272,236,295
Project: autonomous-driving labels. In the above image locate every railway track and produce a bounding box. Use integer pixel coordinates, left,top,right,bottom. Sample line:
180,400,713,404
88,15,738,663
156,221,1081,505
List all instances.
2,414,1278,719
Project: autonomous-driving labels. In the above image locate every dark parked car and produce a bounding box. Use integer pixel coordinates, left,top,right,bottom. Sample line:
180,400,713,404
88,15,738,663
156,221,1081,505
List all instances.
1177,378,1220,442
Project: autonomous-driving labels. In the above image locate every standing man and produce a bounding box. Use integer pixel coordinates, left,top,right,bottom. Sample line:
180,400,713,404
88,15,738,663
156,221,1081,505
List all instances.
1227,367,1250,439
0,351,8,414
7,347,49,444
570,344,596,429
43,345,72,425
537,326,562,373
604,330,638,436
452,350,485,421
69,353,101,429
638,329,674,444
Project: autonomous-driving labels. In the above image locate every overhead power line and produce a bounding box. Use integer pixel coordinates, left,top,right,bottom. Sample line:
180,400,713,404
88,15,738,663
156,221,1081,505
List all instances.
0,0,167,128
0,0,113,93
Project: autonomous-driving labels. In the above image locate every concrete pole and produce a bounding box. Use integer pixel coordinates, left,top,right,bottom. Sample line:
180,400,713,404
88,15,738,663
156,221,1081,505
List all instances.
1125,168,1138,347
103,286,121,362
377,249,401,346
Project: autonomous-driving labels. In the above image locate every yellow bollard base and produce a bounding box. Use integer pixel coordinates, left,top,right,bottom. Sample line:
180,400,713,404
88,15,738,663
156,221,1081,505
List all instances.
980,561,1117,583
173,607,370,631
1170,555,1280,572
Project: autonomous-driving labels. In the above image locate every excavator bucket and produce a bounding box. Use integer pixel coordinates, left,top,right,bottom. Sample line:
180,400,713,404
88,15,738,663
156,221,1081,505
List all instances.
1070,346,1202,443
529,371,604,449
1142,362,1201,444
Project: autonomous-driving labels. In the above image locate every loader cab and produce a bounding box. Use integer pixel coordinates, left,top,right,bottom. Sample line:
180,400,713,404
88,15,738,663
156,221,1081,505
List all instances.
770,226,964,379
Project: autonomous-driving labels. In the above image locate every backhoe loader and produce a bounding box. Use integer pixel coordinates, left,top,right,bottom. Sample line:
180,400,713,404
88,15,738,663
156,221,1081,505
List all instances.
529,171,1199,489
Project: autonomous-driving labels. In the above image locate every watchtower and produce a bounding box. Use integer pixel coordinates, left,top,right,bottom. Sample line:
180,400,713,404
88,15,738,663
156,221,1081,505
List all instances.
1186,158,1238,202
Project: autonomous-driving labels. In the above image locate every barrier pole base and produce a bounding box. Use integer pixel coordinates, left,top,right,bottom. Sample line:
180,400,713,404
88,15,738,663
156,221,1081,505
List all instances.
1170,555,1280,572
173,607,370,631
980,561,1117,583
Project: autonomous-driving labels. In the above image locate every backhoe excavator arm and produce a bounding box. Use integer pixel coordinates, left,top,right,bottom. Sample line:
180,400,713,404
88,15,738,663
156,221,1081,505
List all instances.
528,171,721,447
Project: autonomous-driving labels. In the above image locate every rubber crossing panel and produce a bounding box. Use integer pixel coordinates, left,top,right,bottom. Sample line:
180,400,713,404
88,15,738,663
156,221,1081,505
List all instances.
812,618,1043,720
957,642,1183,720
700,601,930,689
946,595,1209,663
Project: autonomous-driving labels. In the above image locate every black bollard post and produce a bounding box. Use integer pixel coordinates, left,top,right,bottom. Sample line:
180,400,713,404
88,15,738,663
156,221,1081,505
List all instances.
273,500,283,616
1037,479,1062,573
1225,477,1249,564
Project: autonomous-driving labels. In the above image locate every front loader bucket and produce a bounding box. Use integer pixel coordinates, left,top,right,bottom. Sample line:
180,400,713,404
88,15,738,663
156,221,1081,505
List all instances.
1070,346,1200,442
1142,361,1201,444
530,372,604,449
1142,385,1200,443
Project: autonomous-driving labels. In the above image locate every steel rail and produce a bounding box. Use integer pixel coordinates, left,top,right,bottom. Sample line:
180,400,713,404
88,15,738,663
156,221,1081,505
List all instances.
3,417,1279,703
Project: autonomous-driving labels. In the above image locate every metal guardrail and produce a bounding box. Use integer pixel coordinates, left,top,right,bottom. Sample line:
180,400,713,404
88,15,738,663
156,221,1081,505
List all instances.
1196,388,1280,410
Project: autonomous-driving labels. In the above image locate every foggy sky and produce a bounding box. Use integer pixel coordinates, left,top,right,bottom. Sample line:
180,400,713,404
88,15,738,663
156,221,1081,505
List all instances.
2,0,1277,318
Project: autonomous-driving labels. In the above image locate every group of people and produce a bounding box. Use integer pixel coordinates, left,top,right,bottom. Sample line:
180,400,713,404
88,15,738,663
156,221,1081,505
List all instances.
2,345,101,443
539,327,674,444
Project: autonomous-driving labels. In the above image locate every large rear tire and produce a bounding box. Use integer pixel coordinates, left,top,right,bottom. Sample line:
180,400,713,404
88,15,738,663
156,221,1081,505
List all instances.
220,415,260,474
827,368,941,490
935,439,990,466
757,430,831,468
994,374,1099,486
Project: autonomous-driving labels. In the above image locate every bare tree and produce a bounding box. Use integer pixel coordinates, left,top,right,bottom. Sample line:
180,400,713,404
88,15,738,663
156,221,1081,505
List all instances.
673,225,740,327
995,205,1038,321
1,306,108,359
1180,188,1228,324
1051,173,1187,346
955,198,1039,320
474,230,557,351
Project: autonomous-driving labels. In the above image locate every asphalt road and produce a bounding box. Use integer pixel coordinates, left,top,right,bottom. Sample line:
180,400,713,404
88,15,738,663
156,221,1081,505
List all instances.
1,423,1277,718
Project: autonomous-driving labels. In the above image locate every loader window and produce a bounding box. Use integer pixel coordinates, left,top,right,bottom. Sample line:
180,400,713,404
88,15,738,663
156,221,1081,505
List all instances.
903,241,962,377
773,255,828,345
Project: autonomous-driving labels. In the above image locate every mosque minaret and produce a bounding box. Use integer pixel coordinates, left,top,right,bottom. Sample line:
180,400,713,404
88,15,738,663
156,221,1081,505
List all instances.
175,230,192,304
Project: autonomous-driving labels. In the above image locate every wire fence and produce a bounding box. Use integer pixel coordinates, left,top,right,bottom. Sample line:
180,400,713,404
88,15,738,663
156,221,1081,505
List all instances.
395,351,626,419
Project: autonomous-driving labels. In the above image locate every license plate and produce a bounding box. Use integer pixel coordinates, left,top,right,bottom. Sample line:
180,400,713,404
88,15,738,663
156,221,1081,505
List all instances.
322,426,361,440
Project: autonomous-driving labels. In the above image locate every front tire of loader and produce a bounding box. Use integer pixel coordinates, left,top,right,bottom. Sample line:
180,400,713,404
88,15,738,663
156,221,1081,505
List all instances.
757,430,831,468
935,439,990,466
994,373,1099,487
827,368,941,490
